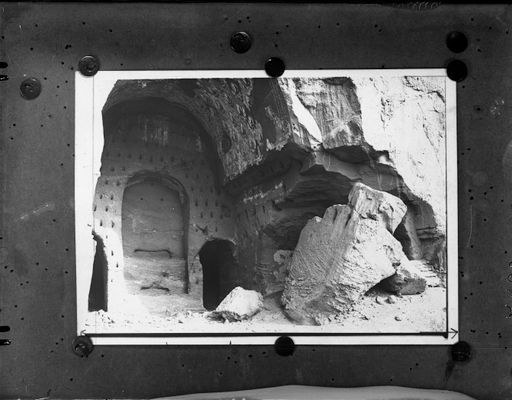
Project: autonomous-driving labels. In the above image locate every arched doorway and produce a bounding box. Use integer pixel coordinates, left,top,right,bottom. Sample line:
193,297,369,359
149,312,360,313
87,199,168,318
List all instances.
122,174,188,296
199,239,239,310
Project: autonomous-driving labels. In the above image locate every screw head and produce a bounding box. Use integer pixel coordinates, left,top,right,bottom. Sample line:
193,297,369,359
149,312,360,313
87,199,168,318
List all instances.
20,77,41,100
72,335,94,357
78,55,100,77
446,31,468,53
230,32,252,54
446,59,468,82
265,57,286,78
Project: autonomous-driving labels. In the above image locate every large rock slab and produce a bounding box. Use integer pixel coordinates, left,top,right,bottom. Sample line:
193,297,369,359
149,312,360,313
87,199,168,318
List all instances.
348,181,407,233
211,287,263,322
281,183,409,325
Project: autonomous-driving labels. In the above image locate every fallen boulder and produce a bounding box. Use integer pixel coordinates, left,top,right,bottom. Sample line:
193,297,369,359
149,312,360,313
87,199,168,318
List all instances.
211,286,263,322
281,183,409,325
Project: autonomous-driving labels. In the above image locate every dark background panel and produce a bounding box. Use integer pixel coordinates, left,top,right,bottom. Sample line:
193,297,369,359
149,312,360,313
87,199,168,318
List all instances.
1,3,511,399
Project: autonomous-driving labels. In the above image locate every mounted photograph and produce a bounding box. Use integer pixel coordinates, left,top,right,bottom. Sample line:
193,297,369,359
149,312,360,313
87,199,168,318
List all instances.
75,69,457,345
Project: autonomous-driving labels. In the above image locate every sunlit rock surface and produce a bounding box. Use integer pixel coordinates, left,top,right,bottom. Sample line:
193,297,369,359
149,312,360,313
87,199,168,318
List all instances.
211,286,263,322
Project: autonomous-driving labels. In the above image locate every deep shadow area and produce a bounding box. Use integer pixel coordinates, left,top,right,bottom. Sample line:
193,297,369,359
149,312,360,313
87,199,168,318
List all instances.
88,232,108,311
199,239,238,310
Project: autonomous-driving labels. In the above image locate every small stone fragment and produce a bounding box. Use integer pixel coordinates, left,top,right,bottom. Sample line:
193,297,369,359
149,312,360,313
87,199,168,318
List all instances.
274,249,294,265
379,259,428,295
387,295,397,304
395,315,402,321
376,296,386,305
211,286,263,322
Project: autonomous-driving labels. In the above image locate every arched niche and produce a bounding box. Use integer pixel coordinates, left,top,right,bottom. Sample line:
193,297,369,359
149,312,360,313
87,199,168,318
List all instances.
122,172,189,296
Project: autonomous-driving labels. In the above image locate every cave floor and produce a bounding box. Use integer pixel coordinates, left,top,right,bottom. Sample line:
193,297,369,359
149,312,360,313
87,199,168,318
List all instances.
84,286,446,334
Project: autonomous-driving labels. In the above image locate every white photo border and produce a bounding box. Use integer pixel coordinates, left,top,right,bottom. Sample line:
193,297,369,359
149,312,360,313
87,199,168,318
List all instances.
75,69,458,345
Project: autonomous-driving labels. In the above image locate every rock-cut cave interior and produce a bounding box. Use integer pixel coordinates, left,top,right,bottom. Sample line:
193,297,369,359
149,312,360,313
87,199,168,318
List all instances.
86,76,448,331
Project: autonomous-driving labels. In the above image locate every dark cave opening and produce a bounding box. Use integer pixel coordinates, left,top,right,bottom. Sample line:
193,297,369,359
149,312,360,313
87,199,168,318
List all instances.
199,239,239,311
88,232,108,312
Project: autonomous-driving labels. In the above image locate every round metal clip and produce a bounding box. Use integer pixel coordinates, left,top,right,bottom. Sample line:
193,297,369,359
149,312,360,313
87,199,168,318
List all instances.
72,335,94,357
451,341,471,362
446,31,468,53
78,55,101,77
20,77,41,100
264,57,286,78
230,32,252,54
446,59,468,82
274,336,295,356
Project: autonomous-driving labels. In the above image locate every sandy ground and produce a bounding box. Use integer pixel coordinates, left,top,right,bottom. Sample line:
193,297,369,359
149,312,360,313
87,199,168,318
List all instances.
84,284,446,334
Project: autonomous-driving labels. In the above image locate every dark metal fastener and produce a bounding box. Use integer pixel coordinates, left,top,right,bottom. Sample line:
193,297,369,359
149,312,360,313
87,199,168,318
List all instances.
446,59,468,82
446,31,468,54
274,336,295,356
265,57,286,78
78,55,101,77
451,341,471,362
20,77,41,100
230,32,252,54
72,335,94,357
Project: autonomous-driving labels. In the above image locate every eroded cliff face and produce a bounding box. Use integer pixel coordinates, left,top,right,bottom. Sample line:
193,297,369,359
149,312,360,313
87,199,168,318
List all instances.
232,76,447,295
94,75,447,323
276,76,446,234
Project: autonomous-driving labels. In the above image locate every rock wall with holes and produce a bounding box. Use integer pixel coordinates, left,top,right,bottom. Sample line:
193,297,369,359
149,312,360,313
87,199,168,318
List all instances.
103,78,294,185
92,105,236,312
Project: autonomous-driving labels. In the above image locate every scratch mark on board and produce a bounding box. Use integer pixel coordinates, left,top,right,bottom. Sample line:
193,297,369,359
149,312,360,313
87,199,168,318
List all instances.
19,202,55,221
465,205,473,248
